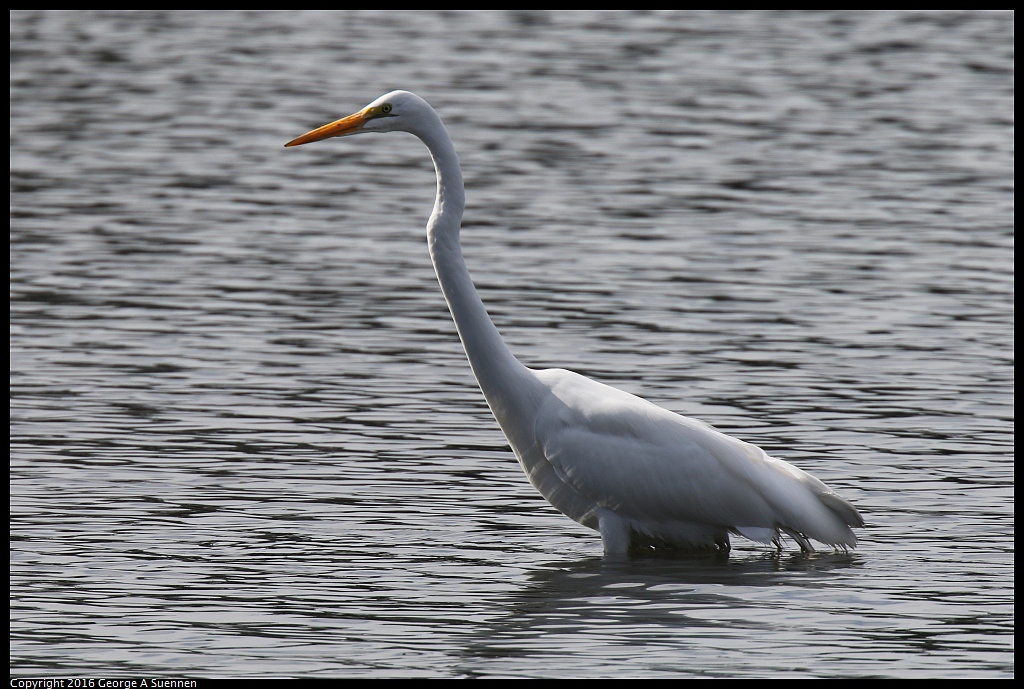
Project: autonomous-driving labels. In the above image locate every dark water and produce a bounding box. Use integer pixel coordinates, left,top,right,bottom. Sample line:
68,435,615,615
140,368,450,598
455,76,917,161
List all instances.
10,11,1013,678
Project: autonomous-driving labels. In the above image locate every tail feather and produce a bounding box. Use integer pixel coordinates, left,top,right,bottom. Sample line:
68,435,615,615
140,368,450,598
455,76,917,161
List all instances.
819,491,865,528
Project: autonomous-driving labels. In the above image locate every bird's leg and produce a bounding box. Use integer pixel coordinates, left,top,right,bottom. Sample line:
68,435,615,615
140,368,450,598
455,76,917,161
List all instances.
596,508,631,557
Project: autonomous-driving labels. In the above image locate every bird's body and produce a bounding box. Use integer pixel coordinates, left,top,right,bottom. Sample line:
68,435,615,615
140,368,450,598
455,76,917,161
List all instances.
286,90,863,556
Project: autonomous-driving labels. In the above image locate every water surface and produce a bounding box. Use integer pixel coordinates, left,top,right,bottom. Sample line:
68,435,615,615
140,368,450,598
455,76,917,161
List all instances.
10,10,1014,678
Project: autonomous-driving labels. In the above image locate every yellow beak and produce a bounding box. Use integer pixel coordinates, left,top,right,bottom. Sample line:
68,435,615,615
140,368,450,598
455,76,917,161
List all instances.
284,109,372,147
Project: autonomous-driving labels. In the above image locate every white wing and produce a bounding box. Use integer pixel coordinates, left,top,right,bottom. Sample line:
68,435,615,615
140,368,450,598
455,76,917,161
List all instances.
531,368,861,550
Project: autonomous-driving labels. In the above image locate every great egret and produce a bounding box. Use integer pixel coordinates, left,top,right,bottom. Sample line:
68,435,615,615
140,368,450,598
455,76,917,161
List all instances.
285,90,863,556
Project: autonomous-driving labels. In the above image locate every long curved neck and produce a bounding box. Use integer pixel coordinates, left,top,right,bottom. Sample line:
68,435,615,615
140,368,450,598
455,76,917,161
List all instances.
416,123,534,422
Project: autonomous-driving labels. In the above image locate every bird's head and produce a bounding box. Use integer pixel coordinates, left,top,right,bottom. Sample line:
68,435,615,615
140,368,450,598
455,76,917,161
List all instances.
284,90,436,147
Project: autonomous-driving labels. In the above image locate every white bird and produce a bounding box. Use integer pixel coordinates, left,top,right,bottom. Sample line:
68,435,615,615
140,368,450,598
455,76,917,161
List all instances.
285,90,864,556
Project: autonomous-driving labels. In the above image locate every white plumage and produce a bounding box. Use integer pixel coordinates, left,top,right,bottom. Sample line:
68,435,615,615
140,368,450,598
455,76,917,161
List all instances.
286,90,863,556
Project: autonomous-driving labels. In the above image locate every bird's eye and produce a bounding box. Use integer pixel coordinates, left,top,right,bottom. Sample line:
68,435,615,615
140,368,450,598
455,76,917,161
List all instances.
380,104,393,114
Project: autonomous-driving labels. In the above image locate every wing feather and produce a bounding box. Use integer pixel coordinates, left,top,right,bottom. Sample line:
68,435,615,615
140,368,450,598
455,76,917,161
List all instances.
533,368,859,548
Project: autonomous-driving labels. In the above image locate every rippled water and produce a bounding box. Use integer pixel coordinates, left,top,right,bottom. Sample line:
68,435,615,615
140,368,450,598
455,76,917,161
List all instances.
10,11,1014,678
